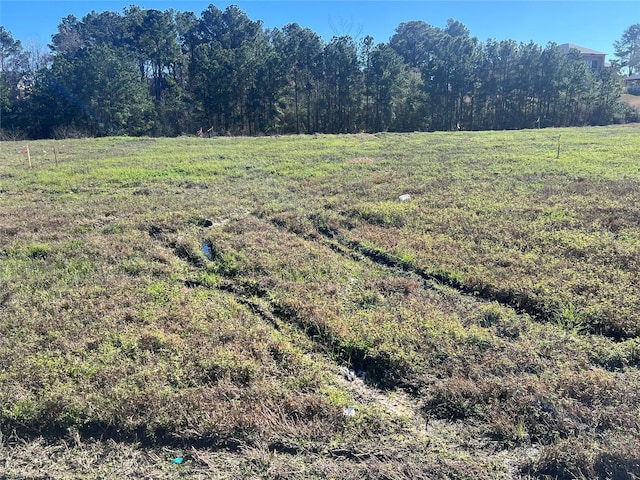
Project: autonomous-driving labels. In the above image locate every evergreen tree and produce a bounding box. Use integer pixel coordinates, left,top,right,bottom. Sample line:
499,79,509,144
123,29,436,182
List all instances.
614,24,640,75
280,23,324,133
321,35,362,133
1,5,629,138
32,44,153,137
365,43,408,132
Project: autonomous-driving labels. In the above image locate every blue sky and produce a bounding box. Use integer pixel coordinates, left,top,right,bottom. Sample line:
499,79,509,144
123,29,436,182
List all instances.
1,1,637,59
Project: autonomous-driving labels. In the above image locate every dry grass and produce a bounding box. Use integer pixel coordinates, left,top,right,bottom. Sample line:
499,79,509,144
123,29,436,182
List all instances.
346,157,375,164
1,128,640,478
621,93,640,108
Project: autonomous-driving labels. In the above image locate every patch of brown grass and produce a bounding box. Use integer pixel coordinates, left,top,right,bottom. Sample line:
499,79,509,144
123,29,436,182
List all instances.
346,157,375,164
621,93,640,108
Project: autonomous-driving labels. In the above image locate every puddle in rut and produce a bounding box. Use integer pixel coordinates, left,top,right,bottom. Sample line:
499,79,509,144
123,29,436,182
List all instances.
202,241,213,260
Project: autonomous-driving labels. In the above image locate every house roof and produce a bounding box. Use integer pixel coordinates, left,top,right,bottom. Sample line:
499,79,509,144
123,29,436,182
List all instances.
558,43,606,56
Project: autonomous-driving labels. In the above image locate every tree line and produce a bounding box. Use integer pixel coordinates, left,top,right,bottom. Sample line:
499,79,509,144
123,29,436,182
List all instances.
1,6,638,139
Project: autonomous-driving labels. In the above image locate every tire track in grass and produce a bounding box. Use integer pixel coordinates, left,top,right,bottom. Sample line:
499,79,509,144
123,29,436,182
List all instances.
297,212,627,341
314,220,640,370
149,216,542,477
262,209,520,316
146,221,437,462
257,212,640,476
159,215,606,476
156,215,640,476
254,209,640,376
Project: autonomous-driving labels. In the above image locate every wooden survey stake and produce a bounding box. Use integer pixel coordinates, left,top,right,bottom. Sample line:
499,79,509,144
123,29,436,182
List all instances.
19,145,32,168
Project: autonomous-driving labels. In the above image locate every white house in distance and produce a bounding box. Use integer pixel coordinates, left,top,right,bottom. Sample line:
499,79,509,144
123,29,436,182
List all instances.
558,43,606,71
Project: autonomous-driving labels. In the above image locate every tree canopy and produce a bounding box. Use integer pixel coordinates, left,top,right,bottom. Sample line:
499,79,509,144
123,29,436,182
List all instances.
614,23,640,76
0,7,636,139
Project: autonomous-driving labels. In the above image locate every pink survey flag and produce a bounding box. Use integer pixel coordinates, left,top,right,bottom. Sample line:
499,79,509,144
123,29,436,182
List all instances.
18,145,29,154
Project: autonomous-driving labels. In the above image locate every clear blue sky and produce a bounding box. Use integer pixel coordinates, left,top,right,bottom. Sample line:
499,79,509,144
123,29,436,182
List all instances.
1,1,637,58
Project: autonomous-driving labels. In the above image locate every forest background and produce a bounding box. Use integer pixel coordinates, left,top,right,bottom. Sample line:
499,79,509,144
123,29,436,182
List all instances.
1,5,639,139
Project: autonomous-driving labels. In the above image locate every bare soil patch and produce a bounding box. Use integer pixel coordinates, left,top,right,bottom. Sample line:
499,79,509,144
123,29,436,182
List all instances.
621,93,640,108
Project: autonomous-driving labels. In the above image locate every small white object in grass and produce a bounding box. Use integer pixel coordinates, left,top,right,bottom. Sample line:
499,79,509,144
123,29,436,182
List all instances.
398,194,411,202
343,406,356,417
339,366,357,381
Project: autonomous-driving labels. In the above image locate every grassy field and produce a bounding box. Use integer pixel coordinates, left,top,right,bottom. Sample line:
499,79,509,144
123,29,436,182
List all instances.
1,126,640,479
